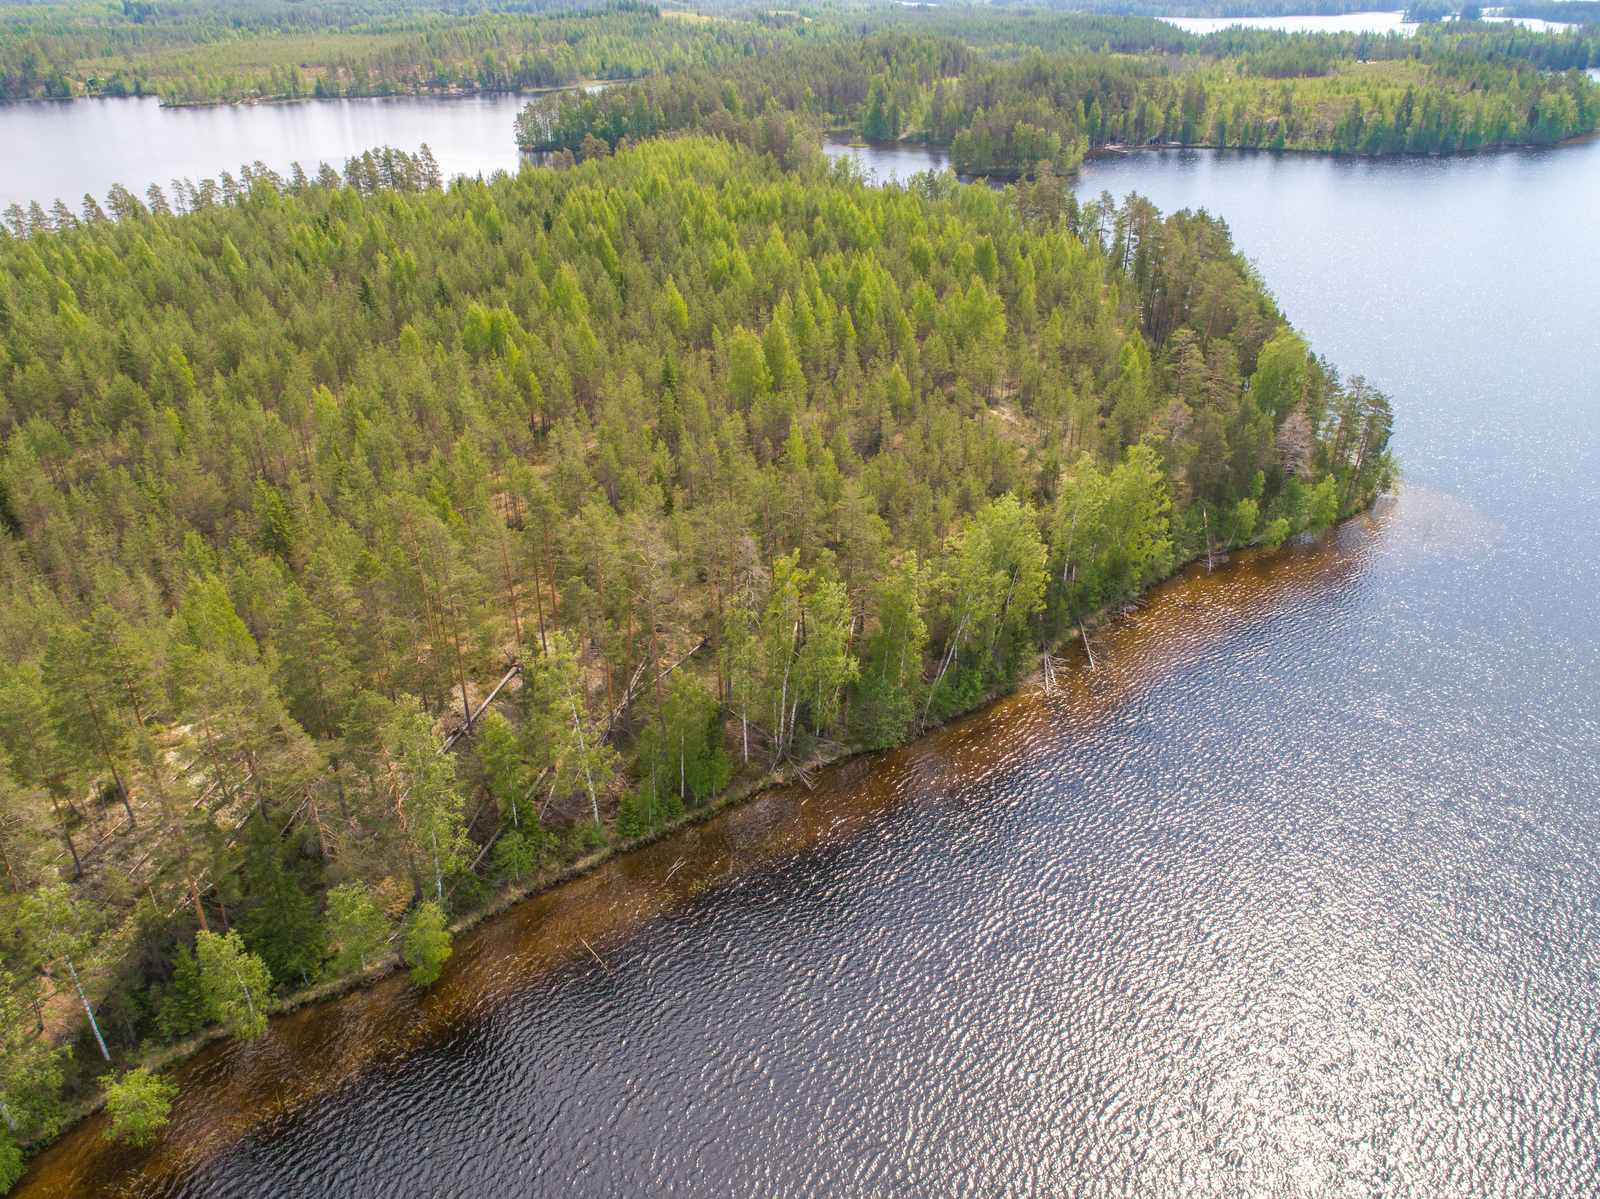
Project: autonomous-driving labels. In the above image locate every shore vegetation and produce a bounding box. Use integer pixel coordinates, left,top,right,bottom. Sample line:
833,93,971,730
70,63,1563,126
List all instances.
515,24,1598,175
0,46,1409,1183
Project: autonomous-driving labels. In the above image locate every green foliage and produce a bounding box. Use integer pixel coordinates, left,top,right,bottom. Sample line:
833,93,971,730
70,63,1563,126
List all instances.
614,781,684,840
0,1,832,105
516,24,1594,177
0,1131,21,1195
492,828,538,879
157,944,206,1040
20,882,111,1060
101,1068,177,1147
195,930,272,1042
477,711,530,830
325,883,389,976
640,675,729,808
527,634,617,826
931,494,1047,708
239,813,324,988
0,970,64,1143
0,102,1398,1138
853,555,928,750
1052,445,1173,614
1250,330,1308,425
384,698,467,904
401,901,451,987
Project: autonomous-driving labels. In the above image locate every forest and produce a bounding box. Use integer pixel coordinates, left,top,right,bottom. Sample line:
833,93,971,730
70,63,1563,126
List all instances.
6,0,1596,109
515,24,1598,174
0,121,1399,1180
0,0,821,104
0,1,1190,105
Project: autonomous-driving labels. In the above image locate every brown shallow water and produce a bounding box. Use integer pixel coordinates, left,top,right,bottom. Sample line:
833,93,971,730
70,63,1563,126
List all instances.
22,481,1598,1196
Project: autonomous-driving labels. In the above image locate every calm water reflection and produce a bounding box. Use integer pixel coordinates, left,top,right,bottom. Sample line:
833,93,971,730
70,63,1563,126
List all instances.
825,136,949,185
1163,12,1574,34
0,93,548,210
15,144,1600,1196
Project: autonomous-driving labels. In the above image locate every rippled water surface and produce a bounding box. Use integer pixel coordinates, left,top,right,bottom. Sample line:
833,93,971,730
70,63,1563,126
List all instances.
17,145,1600,1196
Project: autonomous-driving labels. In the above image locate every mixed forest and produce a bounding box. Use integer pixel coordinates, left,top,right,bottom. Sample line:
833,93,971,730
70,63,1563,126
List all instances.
4,0,1597,122
0,0,822,105
0,120,1400,1180
46,0,1600,1182
516,23,1598,174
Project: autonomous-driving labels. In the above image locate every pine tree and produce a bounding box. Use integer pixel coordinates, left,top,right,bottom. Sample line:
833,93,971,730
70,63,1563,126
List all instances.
41,627,136,829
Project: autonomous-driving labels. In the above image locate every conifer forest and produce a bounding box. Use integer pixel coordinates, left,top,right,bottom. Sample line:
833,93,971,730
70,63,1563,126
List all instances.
31,0,1597,1181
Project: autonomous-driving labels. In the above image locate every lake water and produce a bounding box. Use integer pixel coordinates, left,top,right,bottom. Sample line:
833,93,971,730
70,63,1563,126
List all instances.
1162,12,1574,35
0,93,541,211
1166,11,1417,35
13,135,1600,1194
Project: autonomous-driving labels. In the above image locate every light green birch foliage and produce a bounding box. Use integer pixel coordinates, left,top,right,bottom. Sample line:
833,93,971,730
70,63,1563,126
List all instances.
402,901,452,987
325,883,390,976
383,698,467,902
102,1068,177,1146
195,929,272,1042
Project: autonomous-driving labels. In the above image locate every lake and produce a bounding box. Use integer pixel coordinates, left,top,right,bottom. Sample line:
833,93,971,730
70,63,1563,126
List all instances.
12,135,1600,1196
0,94,540,212
1162,11,1574,35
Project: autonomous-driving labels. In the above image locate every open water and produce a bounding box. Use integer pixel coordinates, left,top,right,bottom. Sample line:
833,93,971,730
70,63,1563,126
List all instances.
1161,12,1574,35
0,93,542,211
9,120,1600,1196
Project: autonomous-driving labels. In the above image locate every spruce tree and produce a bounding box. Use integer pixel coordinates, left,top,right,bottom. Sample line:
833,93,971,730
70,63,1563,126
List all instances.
239,813,324,988
158,944,206,1040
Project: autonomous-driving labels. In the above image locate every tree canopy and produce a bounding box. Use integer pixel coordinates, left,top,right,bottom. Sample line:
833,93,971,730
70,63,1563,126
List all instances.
0,103,1397,1167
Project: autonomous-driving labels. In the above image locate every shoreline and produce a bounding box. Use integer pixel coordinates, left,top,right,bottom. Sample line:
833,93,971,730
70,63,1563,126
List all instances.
813,129,1598,183
10,511,1335,1168
1,80,615,110
1084,127,1600,157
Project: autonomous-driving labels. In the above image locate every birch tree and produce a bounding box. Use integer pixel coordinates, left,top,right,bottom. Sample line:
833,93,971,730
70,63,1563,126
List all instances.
102,1068,177,1146
22,882,112,1062
382,699,467,903
402,902,451,987
196,929,272,1041
0,970,64,1141
325,883,389,975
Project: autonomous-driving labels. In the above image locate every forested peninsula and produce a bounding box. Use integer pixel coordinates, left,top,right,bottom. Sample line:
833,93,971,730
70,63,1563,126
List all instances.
0,108,1404,1187
4,0,1596,153
518,25,1600,173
